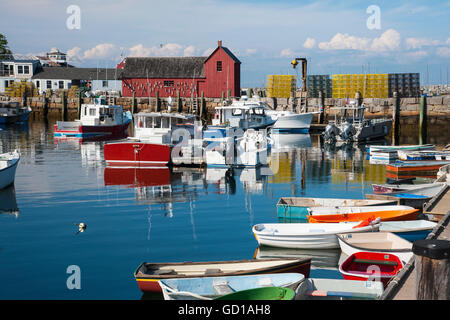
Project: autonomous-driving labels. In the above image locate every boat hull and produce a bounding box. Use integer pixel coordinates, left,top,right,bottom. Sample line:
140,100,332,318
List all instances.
0,110,31,124
276,197,398,221
134,258,312,293
159,273,305,300
271,113,314,134
253,222,379,249
104,141,171,167
0,155,19,189
306,208,419,223
53,121,130,138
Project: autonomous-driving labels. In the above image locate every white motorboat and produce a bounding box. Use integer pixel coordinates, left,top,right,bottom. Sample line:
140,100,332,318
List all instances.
323,102,392,143
211,97,316,133
0,150,20,189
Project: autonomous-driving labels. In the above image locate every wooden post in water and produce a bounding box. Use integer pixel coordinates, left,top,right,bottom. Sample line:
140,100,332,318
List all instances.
132,91,136,114
392,92,400,145
301,150,306,189
318,90,324,124
77,91,82,119
155,91,161,112
61,91,67,121
200,91,206,120
43,95,48,119
419,94,427,145
177,90,182,113
413,239,450,299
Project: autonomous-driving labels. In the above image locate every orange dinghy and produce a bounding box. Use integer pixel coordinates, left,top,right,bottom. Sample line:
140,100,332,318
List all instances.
307,208,419,223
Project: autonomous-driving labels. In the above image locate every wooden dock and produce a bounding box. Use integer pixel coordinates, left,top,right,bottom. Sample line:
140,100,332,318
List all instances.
381,185,450,300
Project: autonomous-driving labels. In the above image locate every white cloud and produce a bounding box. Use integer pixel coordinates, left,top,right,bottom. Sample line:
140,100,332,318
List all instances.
83,43,118,59
303,37,316,49
127,43,184,57
318,33,371,51
183,45,197,56
405,37,441,49
318,29,400,52
405,50,428,58
370,29,401,51
202,48,214,56
280,48,293,57
66,46,83,62
245,48,258,56
436,47,450,57
446,38,450,45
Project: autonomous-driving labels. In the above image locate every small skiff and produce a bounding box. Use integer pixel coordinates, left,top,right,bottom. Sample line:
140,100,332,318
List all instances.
158,273,304,300
0,150,20,190
252,220,380,249
160,274,384,300
307,206,419,223
254,246,341,268
372,182,446,198
215,286,295,300
295,278,384,300
368,144,435,154
134,258,312,293
397,150,450,161
386,160,450,175
339,252,404,288
276,197,398,221
379,220,437,242
336,232,413,265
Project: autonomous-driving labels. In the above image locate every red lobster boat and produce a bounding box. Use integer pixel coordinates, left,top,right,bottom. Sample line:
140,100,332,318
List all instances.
103,112,197,168
54,97,131,139
339,252,403,288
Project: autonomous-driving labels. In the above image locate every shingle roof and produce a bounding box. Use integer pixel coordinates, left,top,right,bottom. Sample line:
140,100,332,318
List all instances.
118,57,206,79
32,67,119,80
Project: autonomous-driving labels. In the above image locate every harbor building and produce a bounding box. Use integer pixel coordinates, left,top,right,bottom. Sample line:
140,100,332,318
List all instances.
118,41,241,98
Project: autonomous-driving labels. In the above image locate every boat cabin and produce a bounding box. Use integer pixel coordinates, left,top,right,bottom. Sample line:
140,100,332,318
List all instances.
211,101,274,130
79,103,127,126
133,112,197,144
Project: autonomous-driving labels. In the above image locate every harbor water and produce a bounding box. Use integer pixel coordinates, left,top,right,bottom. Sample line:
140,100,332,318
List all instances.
0,119,447,299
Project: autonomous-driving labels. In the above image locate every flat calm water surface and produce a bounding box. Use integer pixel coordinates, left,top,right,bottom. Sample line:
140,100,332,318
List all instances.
0,119,443,299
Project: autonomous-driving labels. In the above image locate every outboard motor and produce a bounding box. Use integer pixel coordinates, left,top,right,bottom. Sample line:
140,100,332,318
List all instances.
340,122,356,142
323,123,339,143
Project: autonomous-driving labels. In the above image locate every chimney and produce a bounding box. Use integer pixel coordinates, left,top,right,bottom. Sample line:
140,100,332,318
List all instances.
218,40,222,47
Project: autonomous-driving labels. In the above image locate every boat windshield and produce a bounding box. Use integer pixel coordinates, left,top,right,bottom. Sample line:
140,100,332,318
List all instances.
232,108,243,116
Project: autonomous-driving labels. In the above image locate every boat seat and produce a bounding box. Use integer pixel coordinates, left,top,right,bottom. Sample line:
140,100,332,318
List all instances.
153,269,177,275
204,268,222,275
212,280,235,295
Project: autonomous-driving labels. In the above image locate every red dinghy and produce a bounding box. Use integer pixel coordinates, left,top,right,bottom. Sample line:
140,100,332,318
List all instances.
339,252,403,288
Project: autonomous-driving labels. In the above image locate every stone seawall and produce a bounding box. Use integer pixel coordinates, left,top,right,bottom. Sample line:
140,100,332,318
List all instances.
1,94,449,122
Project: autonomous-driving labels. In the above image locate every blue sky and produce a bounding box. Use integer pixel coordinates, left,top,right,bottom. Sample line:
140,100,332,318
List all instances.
1,0,449,87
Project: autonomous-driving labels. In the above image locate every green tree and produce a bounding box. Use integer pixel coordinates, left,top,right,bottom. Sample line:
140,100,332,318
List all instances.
0,34,13,60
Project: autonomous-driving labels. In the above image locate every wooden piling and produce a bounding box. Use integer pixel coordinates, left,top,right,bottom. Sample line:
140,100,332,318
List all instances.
132,91,136,114
177,90,182,113
155,91,161,112
413,239,450,299
43,95,48,119
61,91,67,121
318,91,324,124
392,92,400,145
419,95,427,144
77,91,82,119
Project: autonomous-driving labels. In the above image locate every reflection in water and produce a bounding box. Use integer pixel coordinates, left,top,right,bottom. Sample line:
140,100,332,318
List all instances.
0,185,19,217
5,118,447,299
